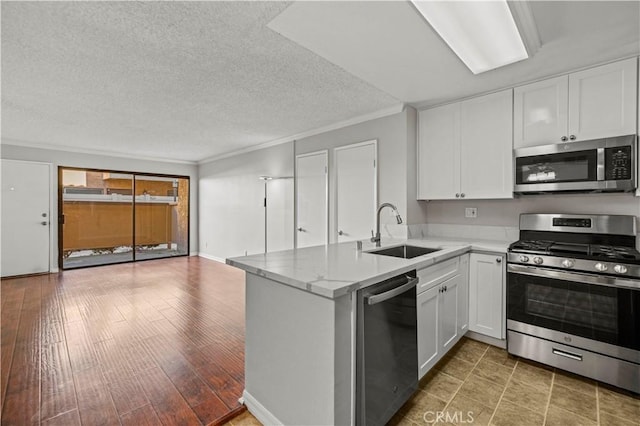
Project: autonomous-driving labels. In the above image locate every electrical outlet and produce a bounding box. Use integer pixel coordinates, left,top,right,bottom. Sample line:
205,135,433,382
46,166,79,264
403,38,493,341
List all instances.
465,207,478,218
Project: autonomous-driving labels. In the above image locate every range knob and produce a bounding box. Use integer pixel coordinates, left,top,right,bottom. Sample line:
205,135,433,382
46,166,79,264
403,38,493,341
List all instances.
519,255,530,263
594,262,608,272
613,265,628,274
533,257,543,265
561,259,575,268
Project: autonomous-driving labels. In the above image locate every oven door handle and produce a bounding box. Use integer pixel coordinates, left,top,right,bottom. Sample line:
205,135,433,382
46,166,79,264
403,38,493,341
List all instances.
507,264,640,290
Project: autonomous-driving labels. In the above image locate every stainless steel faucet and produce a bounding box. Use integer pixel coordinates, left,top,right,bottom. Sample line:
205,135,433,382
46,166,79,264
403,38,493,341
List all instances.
371,203,403,247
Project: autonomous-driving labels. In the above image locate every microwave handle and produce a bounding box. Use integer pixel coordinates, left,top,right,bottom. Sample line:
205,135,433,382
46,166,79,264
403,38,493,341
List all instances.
596,148,605,181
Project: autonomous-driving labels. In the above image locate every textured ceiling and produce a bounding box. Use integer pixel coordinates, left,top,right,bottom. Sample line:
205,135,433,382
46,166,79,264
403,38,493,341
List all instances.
1,1,400,162
268,1,640,108
3,2,639,163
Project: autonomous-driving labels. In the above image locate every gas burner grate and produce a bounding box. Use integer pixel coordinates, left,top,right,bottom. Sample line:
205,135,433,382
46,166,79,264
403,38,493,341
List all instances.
591,245,640,261
509,240,554,252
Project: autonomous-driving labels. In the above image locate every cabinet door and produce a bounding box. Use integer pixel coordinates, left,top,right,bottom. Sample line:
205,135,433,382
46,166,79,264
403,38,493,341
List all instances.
568,57,638,142
460,89,514,199
513,75,569,148
439,275,459,352
417,104,460,200
457,254,469,335
469,253,505,339
417,284,440,378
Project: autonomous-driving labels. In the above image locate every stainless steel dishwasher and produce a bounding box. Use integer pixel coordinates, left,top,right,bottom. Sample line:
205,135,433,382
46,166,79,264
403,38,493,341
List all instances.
356,271,418,426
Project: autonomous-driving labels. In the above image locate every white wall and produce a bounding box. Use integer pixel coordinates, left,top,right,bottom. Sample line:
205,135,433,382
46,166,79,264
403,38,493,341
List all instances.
198,142,294,261
0,143,199,270
295,107,421,242
422,193,640,245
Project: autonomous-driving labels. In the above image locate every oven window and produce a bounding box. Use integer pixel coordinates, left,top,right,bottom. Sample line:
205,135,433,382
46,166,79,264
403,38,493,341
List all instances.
525,283,617,334
507,272,640,351
515,150,597,184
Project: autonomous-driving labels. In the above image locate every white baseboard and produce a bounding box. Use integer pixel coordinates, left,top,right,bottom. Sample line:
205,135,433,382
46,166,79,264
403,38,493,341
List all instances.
242,390,283,426
198,253,226,263
465,330,506,349
189,251,198,257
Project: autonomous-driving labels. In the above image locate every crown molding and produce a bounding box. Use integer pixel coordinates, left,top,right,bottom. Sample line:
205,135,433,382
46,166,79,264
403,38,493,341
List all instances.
198,103,405,165
1,138,198,165
508,0,541,58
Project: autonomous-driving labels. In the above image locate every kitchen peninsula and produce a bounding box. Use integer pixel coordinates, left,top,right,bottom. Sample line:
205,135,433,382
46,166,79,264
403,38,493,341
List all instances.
227,237,508,425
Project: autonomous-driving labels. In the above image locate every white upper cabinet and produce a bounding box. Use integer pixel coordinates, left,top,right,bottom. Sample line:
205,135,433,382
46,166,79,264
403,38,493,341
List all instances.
514,58,638,149
418,89,513,200
568,58,638,141
513,76,569,148
417,104,460,200
459,90,514,199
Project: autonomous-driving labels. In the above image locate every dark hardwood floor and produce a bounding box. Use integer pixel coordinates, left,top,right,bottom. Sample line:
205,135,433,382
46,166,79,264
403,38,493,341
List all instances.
1,257,247,425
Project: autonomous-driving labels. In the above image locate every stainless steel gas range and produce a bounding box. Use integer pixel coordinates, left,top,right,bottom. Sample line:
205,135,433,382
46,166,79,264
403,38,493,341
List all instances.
506,214,640,393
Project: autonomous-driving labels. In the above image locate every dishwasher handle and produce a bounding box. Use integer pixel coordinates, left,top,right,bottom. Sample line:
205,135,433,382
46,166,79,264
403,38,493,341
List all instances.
366,276,418,305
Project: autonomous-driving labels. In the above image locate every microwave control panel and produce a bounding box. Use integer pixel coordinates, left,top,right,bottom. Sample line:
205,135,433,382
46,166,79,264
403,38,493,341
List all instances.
605,146,632,180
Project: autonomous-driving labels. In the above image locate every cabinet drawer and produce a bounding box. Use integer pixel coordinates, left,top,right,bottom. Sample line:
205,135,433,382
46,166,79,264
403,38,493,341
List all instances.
417,257,459,294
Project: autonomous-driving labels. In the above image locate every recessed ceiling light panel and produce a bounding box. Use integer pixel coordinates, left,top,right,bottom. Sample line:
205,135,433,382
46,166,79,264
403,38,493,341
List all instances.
411,0,529,74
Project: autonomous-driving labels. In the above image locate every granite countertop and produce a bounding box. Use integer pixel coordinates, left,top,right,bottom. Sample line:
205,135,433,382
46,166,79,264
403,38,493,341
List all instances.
226,237,511,299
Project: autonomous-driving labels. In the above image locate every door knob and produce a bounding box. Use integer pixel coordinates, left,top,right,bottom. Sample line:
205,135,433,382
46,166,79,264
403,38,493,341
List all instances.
297,227,305,232
41,221,48,226
42,213,47,217
569,135,576,140
338,230,344,236
455,193,460,198
561,136,568,141
496,258,502,263
460,193,465,198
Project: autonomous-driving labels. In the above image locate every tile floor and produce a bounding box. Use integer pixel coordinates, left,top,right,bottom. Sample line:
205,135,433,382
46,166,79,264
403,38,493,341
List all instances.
227,337,640,426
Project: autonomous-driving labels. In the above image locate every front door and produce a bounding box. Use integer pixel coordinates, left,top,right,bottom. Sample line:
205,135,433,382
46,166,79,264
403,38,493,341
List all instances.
1,159,51,277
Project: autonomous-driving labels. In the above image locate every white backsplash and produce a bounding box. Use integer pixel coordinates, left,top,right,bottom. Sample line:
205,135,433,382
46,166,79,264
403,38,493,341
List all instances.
408,223,519,243
380,223,409,240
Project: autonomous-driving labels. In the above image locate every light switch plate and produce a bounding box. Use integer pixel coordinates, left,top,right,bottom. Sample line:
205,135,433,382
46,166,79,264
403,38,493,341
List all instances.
465,207,478,218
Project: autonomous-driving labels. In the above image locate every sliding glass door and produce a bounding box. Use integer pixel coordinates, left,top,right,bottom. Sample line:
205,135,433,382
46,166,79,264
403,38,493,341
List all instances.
60,168,189,269
134,175,189,260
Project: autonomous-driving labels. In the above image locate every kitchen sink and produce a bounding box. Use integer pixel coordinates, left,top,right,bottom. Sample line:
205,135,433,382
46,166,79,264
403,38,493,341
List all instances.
368,245,440,259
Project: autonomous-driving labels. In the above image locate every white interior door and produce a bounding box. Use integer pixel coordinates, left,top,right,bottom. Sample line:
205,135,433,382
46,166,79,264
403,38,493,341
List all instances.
1,159,51,277
296,151,328,248
335,141,377,242
266,178,294,253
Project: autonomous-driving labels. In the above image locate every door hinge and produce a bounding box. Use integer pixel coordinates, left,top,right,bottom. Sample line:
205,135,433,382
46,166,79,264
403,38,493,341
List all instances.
373,159,376,168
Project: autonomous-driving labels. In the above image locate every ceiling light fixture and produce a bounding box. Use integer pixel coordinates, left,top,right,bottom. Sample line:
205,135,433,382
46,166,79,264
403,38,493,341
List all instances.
410,0,531,74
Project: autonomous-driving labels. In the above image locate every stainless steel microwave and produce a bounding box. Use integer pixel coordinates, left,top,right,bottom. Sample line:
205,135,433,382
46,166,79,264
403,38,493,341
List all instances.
513,135,637,194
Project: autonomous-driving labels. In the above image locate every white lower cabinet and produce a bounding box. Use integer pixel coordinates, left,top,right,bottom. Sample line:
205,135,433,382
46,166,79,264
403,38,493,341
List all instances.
417,254,469,379
468,252,506,339
457,254,469,335
417,284,439,377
